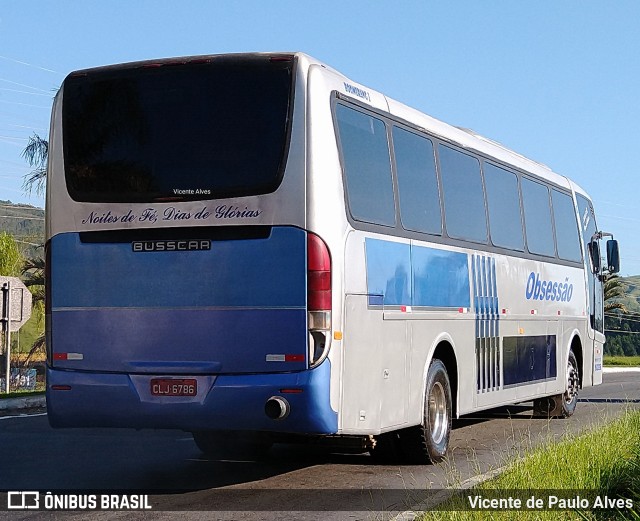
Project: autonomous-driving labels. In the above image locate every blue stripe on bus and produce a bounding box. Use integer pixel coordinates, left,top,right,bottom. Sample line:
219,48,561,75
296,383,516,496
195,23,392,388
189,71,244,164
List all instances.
50,227,306,309
473,254,501,392
51,307,307,373
413,245,470,308
47,359,338,434
365,238,470,308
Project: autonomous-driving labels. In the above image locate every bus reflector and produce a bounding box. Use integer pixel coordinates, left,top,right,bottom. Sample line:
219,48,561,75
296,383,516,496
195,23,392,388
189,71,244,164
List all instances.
266,354,305,362
280,388,303,394
51,385,72,391
53,353,84,361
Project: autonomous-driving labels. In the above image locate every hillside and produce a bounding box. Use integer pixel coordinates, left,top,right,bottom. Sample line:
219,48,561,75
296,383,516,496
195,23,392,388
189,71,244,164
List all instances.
616,275,640,314
0,199,45,259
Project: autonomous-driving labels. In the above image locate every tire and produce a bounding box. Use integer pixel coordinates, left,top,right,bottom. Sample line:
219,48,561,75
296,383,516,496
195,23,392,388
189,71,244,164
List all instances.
397,359,452,464
192,430,272,460
533,350,579,418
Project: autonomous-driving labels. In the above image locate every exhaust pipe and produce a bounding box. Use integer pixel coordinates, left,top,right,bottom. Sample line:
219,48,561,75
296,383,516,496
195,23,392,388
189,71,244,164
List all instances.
265,396,290,420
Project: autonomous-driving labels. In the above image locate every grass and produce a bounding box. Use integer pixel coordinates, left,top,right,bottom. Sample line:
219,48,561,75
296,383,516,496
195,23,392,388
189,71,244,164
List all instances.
420,410,640,520
604,356,640,367
0,389,45,399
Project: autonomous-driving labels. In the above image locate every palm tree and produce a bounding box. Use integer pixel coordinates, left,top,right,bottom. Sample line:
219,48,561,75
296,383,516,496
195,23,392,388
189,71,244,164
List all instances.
21,134,48,196
22,255,44,305
20,136,48,365
19,254,45,365
604,274,628,314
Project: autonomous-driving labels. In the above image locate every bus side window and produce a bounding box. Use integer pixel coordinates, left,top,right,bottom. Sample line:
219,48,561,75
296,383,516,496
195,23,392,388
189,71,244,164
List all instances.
392,126,442,235
335,104,395,227
551,189,583,263
522,178,555,257
484,163,524,251
439,145,487,244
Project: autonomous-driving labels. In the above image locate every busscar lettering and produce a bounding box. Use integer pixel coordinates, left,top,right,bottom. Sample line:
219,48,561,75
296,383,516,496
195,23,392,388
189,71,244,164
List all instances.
132,240,211,252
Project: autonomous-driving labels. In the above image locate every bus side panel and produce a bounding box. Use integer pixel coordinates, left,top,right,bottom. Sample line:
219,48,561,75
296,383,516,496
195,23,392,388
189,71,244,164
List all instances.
341,234,474,434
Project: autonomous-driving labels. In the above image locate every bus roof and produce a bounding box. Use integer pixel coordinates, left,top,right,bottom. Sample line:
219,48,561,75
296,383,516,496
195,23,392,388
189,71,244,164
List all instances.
295,52,580,194
63,51,588,198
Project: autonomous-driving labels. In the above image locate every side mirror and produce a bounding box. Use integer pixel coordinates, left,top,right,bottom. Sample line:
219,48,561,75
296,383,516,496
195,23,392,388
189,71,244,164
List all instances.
607,239,620,274
589,240,601,274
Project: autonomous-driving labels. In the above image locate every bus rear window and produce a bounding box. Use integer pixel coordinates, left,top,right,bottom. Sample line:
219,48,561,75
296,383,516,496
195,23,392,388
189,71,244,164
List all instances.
62,55,295,202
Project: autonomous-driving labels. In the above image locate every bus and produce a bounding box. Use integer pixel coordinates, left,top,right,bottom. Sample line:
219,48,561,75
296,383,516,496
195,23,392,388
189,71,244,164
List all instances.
46,52,619,463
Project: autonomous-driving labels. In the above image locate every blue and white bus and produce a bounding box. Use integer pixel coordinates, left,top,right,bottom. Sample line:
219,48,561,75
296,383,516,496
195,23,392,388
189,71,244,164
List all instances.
46,52,619,463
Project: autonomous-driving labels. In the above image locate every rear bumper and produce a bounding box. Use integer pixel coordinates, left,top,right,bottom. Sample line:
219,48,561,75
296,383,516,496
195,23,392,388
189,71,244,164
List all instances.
46,360,337,434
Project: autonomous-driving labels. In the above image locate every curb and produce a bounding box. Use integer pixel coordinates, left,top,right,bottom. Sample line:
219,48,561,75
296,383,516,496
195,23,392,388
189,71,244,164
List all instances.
602,366,640,373
0,395,46,412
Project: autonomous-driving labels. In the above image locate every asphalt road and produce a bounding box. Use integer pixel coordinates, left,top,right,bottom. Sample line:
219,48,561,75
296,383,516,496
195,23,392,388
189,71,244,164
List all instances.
1,370,639,520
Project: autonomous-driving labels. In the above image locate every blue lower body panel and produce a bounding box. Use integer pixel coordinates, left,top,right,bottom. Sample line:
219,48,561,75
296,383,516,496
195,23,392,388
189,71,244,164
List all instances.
46,360,338,434
51,307,307,374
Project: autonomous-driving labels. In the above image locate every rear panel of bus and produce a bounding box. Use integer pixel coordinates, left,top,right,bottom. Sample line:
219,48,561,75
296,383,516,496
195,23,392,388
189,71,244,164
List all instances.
46,53,337,434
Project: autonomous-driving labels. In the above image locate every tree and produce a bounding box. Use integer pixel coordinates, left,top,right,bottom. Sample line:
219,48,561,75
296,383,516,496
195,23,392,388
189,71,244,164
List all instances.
0,232,24,276
21,133,48,196
604,274,628,314
22,255,44,304
19,135,48,366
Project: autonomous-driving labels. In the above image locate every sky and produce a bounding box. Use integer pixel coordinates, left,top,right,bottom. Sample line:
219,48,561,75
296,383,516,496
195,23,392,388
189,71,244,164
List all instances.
0,1,638,274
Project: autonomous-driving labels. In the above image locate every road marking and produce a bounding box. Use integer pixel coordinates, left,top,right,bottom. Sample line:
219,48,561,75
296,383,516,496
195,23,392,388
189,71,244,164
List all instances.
0,412,47,421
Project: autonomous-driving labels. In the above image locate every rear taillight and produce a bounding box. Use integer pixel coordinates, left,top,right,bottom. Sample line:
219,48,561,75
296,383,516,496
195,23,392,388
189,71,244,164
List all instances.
307,234,331,311
307,233,332,367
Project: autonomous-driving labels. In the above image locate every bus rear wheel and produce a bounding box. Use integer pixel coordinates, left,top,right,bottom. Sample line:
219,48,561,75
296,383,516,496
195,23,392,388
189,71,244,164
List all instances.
397,359,452,464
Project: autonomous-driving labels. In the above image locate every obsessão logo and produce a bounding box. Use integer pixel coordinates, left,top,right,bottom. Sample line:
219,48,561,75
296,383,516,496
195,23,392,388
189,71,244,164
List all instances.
525,272,574,302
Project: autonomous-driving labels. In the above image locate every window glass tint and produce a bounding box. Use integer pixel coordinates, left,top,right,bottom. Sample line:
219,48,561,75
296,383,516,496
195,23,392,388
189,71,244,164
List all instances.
577,194,602,332
521,178,555,257
336,105,395,226
63,56,294,202
552,190,582,262
484,163,524,251
439,145,487,243
577,194,597,261
393,127,441,234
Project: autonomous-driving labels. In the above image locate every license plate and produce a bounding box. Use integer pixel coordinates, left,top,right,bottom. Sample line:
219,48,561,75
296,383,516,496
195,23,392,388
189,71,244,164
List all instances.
150,378,197,397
